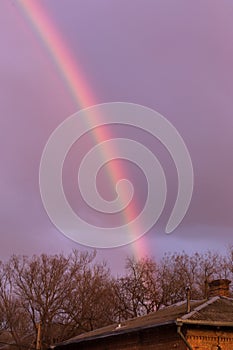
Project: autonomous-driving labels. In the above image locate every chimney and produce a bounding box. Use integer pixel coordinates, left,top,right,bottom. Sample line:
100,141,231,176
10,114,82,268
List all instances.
208,279,231,298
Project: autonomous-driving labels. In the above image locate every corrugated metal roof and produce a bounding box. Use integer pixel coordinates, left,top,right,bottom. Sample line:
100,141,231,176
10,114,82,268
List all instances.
182,296,233,322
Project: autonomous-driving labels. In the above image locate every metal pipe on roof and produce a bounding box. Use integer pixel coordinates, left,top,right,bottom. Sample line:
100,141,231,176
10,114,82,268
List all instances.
177,324,193,350
186,286,191,313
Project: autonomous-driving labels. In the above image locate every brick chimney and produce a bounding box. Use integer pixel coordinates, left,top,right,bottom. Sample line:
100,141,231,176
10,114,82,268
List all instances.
208,279,231,298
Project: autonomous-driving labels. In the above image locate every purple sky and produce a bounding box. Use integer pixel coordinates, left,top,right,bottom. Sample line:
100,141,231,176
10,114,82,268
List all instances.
1,0,233,273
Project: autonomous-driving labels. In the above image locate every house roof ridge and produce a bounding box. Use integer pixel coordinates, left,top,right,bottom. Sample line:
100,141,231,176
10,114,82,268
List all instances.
163,300,186,308
180,296,220,320
219,295,233,301
158,298,202,310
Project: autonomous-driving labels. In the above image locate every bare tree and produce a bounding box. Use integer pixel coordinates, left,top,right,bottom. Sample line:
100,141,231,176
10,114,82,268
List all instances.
114,256,160,320
63,261,116,335
0,261,32,350
158,250,232,304
7,250,118,348
158,252,190,306
10,251,99,349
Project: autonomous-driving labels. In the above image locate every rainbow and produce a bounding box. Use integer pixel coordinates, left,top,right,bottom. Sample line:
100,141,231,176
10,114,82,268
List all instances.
17,0,149,258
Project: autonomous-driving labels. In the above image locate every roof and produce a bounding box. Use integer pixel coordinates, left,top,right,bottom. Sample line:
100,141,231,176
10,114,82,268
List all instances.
178,296,233,326
54,296,233,348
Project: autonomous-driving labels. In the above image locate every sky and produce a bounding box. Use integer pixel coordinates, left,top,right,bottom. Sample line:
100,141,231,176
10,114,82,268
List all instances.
1,0,233,273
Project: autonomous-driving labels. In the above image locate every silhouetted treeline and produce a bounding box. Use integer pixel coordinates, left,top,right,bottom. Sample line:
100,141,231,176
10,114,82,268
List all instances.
0,247,232,349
